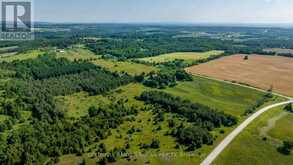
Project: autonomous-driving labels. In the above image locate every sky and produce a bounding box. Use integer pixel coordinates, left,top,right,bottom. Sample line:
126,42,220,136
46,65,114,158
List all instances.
34,0,293,24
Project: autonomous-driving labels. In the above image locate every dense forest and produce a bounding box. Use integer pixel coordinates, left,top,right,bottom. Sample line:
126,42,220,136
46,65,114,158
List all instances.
0,102,139,165
0,53,136,164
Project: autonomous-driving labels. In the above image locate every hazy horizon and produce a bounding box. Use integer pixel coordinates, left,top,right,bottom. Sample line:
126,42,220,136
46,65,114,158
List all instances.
34,0,293,24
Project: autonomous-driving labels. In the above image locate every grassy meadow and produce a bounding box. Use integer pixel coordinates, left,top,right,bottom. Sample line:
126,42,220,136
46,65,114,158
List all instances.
92,59,158,75
139,50,224,63
0,50,44,62
164,76,265,117
55,92,110,119
215,106,293,165
56,48,99,61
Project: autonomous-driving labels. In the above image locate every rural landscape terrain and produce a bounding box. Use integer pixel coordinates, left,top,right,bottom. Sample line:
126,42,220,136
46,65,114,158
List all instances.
0,23,293,165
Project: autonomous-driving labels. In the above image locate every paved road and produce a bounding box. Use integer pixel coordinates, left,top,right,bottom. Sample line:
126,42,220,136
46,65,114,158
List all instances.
200,100,293,165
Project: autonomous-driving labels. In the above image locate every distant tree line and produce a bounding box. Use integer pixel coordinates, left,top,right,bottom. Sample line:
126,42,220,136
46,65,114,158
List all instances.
86,37,237,59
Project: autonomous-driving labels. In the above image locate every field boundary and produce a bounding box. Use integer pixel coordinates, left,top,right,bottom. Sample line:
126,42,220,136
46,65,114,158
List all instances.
190,74,292,100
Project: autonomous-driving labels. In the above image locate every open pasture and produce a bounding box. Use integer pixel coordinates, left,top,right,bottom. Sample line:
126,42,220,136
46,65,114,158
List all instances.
139,50,223,63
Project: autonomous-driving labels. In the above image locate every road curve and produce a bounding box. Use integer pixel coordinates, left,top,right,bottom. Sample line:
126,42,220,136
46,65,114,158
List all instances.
200,100,293,165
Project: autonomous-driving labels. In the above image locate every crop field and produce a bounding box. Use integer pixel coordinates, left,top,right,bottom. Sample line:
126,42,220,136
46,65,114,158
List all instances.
186,55,293,96
164,76,265,117
215,106,293,165
139,50,224,63
0,50,44,62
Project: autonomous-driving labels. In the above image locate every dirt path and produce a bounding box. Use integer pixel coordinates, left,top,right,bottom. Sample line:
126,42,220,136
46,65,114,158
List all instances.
259,111,288,137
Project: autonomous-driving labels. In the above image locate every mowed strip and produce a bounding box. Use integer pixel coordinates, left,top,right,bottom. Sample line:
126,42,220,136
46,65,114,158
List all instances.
139,50,223,63
186,55,293,97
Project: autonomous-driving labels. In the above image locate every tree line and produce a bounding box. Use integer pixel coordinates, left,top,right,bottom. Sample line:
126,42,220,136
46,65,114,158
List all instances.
142,69,193,89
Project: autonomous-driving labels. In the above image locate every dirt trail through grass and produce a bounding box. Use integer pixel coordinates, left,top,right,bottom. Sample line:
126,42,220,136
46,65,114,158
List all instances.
259,111,288,137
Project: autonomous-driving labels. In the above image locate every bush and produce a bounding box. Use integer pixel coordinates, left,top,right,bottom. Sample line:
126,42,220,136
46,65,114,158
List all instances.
150,139,160,149
284,103,293,113
278,141,293,155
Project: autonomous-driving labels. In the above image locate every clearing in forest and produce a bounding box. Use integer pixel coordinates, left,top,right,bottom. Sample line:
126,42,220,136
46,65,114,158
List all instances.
139,50,223,63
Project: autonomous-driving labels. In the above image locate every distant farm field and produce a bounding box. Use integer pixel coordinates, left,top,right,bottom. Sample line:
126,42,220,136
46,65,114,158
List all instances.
139,50,223,63
0,46,18,55
57,48,158,75
186,55,293,96
0,50,44,62
56,48,98,61
92,59,158,75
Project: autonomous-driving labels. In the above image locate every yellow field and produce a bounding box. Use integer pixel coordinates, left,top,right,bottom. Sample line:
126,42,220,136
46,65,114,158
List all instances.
139,50,224,63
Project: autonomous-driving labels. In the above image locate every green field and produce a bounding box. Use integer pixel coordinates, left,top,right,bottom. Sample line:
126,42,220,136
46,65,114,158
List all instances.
56,48,99,61
164,76,265,117
56,92,110,119
59,76,267,120
0,50,44,62
215,107,293,165
139,50,224,63
57,48,158,75
55,84,151,120
92,59,158,75
269,112,293,141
